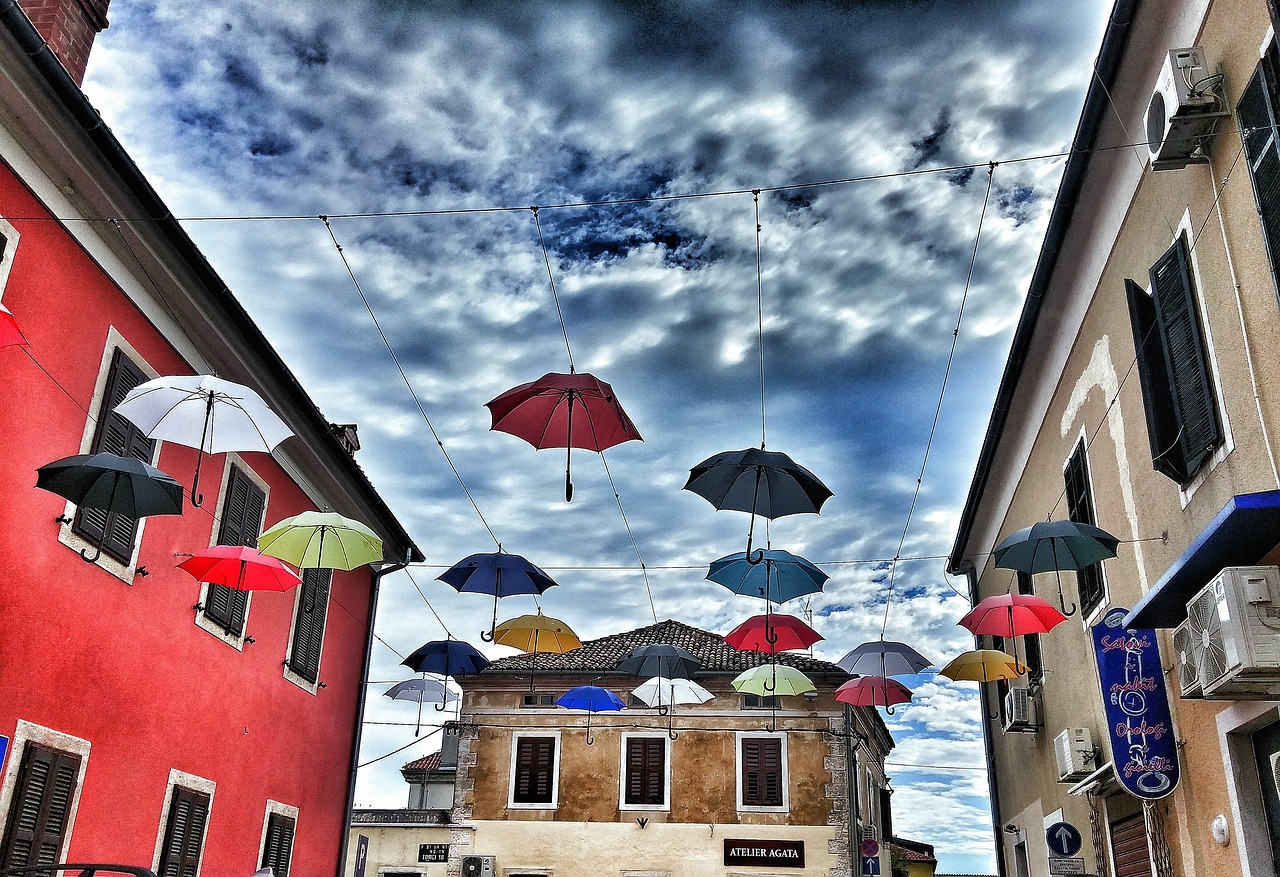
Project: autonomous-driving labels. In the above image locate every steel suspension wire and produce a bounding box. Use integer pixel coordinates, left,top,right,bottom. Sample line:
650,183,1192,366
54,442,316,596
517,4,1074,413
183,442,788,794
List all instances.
402,566,454,639
754,190,767,448
321,216,501,550
882,162,998,634
598,448,659,624
357,723,447,767
531,206,575,373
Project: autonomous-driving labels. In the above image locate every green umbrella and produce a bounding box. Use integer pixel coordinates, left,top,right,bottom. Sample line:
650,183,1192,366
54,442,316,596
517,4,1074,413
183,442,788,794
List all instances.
730,663,815,697
257,511,383,570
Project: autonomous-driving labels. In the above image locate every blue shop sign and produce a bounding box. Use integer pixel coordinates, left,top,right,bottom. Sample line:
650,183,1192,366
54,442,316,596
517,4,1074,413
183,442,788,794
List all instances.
1091,608,1179,798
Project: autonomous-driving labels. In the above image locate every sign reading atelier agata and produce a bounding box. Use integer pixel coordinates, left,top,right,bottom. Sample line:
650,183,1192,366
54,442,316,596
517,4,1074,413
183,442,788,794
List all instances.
1091,607,1180,799
723,839,806,868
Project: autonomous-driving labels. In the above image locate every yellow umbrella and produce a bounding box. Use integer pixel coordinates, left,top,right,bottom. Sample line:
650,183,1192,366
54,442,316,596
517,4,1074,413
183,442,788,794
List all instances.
493,613,583,691
258,511,383,570
938,649,1028,684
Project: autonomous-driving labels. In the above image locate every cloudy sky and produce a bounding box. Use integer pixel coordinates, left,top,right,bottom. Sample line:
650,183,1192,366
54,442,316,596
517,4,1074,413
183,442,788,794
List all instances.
83,2,1112,871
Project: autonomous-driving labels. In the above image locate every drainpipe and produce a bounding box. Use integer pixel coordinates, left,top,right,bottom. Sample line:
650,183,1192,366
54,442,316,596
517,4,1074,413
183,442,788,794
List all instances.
337,549,412,877
845,704,860,875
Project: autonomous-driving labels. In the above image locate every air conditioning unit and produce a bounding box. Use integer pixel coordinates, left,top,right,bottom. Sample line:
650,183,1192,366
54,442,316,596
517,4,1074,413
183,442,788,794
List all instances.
1180,566,1280,699
1145,47,1226,170
1054,727,1095,782
1002,686,1036,733
462,857,496,877
860,823,879,844
1173,609,1205,698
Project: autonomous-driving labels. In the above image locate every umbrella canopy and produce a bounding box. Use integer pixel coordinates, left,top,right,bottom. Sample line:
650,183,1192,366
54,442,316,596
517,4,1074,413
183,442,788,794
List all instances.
631,676,714,708
958,593,1069,638
257,511,383,570
493,614,583,654
384,678,460,706
114,374,293,507
555,685,627,712
938,649,1028,684
837,640,932,678
401,639,491,677
731,664,816,697
993,520,1120,573
834,676,913,709
486,371,642,501
177,545,302,592
707,549,828,604
36,452,184,562
724,613,823,654
438,551,559,641
0,303,27,348
616,644,702,679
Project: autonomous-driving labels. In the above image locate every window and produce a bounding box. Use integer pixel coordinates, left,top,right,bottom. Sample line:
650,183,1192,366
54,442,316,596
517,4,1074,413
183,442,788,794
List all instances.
157,786,209,877
0,743,80,870
260,812,295,877
1016,573,1044,684
202,463,265,637
1064,440,1105,615
742,694,779,709
521,693,555,707
510,735,558,807
286,568,331,684
1239,41,1280,302
738,735,785,809
74,348,156,563
621,735,668,809
1125,233,1221,484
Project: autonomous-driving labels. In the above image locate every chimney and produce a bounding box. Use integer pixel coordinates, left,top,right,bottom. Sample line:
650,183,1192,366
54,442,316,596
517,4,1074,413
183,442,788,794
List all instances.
17,0,110,85
329,423,360,456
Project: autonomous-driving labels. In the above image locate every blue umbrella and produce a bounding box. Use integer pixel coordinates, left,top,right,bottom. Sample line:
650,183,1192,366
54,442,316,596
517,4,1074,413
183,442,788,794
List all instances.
555,685,626,745
438,551,559,641
707,549,828,604
401,639,491,679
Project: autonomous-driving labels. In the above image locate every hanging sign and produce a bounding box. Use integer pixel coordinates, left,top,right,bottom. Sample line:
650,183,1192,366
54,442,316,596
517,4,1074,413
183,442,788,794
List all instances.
1091,607,1179,798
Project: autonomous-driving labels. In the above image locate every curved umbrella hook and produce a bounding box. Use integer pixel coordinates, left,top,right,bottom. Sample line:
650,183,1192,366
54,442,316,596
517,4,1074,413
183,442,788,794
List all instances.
657,703,670,716
1054,567,1077,617
584,711,594,746
885,704,896,716
190,391,215,508
80,522,109,563
764,624,779,646
744,467,764,560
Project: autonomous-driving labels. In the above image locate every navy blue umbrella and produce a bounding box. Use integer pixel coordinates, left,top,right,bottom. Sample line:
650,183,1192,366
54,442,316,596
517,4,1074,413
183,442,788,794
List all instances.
401,639,491,680
438,551,559,641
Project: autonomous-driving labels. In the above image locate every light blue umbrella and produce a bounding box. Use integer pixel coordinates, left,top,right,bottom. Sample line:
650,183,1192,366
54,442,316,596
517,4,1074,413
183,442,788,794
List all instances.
556,685,625,745
707,549,828,604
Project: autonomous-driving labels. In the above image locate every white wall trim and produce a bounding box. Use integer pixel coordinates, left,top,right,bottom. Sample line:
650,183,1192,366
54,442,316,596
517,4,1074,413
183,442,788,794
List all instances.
0,720,91,864
617,731,671,812
151,768,216,877
1218,702,1279,877
507,730,560,810
735,731,789,813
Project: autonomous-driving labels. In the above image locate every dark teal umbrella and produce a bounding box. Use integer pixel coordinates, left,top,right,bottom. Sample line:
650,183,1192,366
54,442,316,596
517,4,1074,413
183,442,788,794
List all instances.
707,549,828,604
993,520,1119,616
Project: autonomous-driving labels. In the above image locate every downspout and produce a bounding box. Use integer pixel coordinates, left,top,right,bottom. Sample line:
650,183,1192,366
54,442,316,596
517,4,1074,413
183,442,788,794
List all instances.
337,549,412,877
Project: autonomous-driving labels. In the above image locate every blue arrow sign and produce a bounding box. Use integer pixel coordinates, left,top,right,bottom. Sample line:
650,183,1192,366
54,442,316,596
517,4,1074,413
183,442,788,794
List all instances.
1046,822,1082,858
861,856,881,876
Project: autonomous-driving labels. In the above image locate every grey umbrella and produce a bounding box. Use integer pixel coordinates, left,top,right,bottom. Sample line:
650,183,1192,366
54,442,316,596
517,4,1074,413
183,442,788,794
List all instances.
616,644,702,680
993,519,1120,616
837,640,932,678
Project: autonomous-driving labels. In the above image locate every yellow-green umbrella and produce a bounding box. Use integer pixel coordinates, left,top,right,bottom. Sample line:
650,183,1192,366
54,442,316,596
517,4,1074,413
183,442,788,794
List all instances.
730,663,815,697
938,649,1028,684
257,511,383,570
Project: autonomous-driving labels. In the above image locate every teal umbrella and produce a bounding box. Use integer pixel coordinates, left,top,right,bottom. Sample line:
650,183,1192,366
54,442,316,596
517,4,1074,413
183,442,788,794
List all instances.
707,549,828,604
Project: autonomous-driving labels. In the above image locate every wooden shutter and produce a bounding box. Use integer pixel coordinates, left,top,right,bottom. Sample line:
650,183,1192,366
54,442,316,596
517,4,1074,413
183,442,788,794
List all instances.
512,737,555,804
1063,443,1105,613
1016,572,1044,682
74,349,155,562
1126,279,1183,480
741,737,782,806
1110,813,1154,877
288,568,331,683
624,738,665,806
204,465,265,635
157,786,210,877
1240,43,1280,303
260,812,295,877
0,744,80,871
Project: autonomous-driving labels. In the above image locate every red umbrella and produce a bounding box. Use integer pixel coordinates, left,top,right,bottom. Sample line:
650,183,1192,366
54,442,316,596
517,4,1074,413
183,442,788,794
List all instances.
0,303,27,348
958,593,1068,638
178,545,303,592
486,371,642,501
835,676,913,712
724,613,823,654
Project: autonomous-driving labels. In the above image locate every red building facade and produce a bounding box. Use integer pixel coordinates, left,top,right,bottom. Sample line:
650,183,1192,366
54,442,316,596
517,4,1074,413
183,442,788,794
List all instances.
0,2,420,874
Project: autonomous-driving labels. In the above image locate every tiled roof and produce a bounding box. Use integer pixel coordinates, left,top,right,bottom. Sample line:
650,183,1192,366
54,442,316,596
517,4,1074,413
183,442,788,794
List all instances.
402,752,442,771
889,843,937,863
480,618,847,675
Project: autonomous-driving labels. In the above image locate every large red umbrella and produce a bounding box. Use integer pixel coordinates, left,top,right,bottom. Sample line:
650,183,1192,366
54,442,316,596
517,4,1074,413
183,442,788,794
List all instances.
958,593,1068,638
178,545,303,592
486,371,642,501
0,303,27,348
835,676,913,712
724,613,822,654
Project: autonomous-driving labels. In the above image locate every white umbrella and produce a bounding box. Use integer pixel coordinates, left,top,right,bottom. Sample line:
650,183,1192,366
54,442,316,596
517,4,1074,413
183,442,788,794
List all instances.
632,676,714,740
114,374,292,506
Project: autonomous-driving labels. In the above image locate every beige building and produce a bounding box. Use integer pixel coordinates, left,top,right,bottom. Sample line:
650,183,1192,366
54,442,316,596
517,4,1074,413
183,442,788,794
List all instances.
349,619,895,877
947,1,1280,876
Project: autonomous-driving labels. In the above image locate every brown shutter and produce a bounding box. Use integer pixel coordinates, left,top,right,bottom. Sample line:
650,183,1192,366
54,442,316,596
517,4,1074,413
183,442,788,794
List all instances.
288,569,331,683
1110,813,1154,877
158,786,210,877
512,737,555,804
204,465,265,635
74,349,155,562
260,812,295,877
741,737,782,806
624,738,664,806
1126,278,1182,480
0,744,81,872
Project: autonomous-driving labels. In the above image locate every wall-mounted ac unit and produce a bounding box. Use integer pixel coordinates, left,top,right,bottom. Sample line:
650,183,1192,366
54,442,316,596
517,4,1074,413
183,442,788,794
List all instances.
860,823,879,844
1146,47,1226,170
462,856,497,877
1002,687,1036,733
1054,727,1094,782
1172,607,1205,698
1180,566,1280,699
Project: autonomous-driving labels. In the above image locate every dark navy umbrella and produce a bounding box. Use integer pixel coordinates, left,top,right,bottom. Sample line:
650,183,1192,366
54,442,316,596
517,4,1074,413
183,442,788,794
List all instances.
616,644,702,679
401,639,491,678
555,685,626,744
438,551,559,641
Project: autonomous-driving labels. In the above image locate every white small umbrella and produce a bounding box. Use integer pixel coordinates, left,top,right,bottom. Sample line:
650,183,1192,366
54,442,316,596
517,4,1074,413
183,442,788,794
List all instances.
632,676,714,739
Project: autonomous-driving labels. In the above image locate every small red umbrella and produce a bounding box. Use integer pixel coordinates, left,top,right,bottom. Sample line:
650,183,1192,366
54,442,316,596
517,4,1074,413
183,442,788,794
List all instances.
0,303,27,348
486,371,642,501
958,593,1068,638
724,613,823,654
835,676,913,712
178,545,303,592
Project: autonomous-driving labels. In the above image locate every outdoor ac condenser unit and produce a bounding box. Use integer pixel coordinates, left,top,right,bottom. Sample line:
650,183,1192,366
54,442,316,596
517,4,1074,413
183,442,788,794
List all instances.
1189,566,1280,699
462,857,496,877
1002,687,1035,733
1145,47,1225,170
1172,609,1205,698
1054,727,1094,782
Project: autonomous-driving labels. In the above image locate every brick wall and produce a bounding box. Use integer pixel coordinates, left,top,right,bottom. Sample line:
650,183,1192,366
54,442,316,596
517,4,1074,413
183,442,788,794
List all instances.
16,0,109,84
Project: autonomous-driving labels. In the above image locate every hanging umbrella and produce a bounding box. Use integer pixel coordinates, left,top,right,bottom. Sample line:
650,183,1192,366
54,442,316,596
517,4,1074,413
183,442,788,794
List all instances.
257,511,383,570
707,549,828,603
632,675,714,738
837,640,932,679
0,303,28,348
684,447,832,558
384,678,460,734
177,545,302,592
993,519,1119,615
438,551,559,642
724,613,823,654
556,684,625,744
835,676,913,712
731,664,816,697
401,639,491,678
616,644,702,680
938,649,1028,684
494,613,583,691
114,374,293,507
958,593,1069,638
486,371,643,501
36,451,184,562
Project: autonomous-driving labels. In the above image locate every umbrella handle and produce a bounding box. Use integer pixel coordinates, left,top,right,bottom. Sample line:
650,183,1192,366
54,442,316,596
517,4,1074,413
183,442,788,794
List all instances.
585,711,594,746
763,675,776,692
435,700,449,712
190,394,214,508
764,625,779,646
657,704,669,716
481,594,499,642
480,628,495,642
79,528,107,563
565,391,574,502
746,547,766,565
668,727,679,741
885,704,896,716
1055,569,1078,617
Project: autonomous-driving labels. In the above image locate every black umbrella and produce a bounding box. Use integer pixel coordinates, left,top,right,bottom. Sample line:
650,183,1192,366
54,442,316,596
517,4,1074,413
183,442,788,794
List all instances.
36,452,184,562
616,644,702,680
993,519,1120,616
402,639,491,678
684,447,832,559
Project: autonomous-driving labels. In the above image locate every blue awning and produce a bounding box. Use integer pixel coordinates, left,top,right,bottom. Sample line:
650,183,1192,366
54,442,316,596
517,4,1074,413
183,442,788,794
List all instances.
1124,490,1280,629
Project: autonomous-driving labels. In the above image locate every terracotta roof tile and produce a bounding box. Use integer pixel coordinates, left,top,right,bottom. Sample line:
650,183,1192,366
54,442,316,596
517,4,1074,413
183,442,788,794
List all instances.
402,752,442,771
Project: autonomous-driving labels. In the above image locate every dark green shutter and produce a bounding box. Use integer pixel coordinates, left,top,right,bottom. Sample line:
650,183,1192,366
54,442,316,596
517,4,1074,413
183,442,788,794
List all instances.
1126,279,1182,480
158,786,209,877
205,465,265,635
1239,48,1280,303
1064,442,1105,614
1016,572,1044,683
0,744,80,872
288,568,331,683
260,813,295,877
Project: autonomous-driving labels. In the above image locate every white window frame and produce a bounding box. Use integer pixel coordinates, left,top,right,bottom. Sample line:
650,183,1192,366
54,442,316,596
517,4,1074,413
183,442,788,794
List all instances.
618,732,671,812
508,731,561,810
1062,428,1109,627
194,455,269,648
282,566,331,694
735,731,788,813
0,720,90,864
0,215,21,300
259,799,299,876
152,768,216,877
